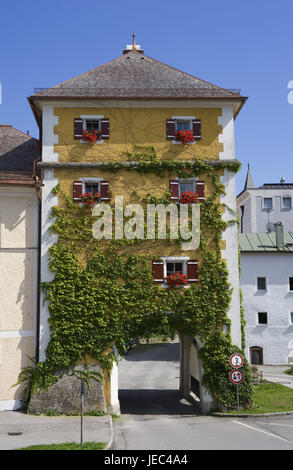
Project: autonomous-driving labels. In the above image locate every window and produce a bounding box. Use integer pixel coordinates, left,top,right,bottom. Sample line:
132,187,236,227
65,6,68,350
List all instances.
263,197,273,210
74,116,110,140
73,179,110,202
84,182,100,194
290,312,293,324
166,261,183,276
166,117,201,142
290,277,293,291
175,119,192,132
257,277,267,290
169,179,205,203
179,179,197,195
85,119,101,132
258,312,268,324
283,197,292,210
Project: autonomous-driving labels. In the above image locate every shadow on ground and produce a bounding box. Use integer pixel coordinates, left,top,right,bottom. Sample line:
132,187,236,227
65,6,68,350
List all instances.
118,389,201,415
123,342,180,362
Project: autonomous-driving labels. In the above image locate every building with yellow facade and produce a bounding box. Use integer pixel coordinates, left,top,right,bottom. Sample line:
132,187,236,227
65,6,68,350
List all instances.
21,39,253,414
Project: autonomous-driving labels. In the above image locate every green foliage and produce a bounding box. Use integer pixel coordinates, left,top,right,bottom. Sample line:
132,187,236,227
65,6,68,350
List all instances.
22,155,253,409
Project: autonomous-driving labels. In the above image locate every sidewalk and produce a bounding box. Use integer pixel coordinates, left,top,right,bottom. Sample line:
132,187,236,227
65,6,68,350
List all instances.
256,365,293,389
0,410,113,450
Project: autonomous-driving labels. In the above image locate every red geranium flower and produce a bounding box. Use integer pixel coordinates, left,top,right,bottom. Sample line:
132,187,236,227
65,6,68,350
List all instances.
175,130,195,144
82,130,101,143
165,272,188,288
81,192,101,212
180,191,199,204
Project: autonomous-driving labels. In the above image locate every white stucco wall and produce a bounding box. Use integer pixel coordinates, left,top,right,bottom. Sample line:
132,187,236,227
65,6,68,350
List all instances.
241,252,293,364
218,104,242,348
220,170,242,347
0,187,38,410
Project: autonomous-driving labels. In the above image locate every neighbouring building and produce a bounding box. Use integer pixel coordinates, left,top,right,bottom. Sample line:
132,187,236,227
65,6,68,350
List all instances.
237,167,293,365
237,165,293,233
0,125,41,411
239,224,293,365
2,38,248,413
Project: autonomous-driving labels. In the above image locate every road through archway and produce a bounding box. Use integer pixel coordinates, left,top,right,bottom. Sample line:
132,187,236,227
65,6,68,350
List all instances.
118,338,199,415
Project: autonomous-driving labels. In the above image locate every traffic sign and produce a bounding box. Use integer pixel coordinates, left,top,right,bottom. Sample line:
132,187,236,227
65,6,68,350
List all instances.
229,369,244,384
230,353,244,369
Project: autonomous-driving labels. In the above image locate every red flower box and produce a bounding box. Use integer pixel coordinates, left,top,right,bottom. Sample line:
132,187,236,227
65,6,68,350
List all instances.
82,130,101,143
81,192,101,211
180,191,199,204
165,272,188,288
175,130,195,144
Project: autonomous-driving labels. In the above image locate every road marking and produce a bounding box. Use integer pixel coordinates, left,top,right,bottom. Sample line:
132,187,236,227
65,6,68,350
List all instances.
264,423,293,428
233,420,289,442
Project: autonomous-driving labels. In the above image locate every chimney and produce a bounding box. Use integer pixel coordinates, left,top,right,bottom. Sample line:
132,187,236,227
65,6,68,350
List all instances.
275,222,284,250
27,130,30,136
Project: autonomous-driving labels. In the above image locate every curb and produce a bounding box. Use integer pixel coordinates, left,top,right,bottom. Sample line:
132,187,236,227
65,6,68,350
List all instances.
104,415,114,450
212,411,293,418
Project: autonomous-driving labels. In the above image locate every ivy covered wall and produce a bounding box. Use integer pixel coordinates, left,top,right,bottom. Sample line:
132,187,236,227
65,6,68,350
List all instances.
24,155,253,411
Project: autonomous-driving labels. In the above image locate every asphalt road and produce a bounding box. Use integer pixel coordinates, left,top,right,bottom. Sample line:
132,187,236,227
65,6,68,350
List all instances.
112,340,293,450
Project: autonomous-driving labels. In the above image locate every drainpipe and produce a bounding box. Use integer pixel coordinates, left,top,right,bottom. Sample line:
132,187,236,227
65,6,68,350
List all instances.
274,222,284,250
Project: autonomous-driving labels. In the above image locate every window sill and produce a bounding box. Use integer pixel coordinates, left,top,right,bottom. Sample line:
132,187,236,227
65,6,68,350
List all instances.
171,140,195,145
80,139,104,144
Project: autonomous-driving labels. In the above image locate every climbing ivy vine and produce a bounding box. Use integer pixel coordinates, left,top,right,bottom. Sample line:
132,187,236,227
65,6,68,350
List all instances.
23,148,253,410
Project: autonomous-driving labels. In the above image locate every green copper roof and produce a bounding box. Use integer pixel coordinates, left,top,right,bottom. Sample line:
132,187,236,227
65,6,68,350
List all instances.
239,232,293,252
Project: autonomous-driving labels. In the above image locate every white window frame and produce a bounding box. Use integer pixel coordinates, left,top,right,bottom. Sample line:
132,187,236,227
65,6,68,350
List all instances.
282,196,292,210
172,115,195,145
176,177,199,205
160,256,190,288
80,115,104,144
262,197,273,211
178,178,198,194
78,178,103,206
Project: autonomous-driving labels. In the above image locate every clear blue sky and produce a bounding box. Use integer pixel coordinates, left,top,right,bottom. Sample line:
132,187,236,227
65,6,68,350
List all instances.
0,0,293,193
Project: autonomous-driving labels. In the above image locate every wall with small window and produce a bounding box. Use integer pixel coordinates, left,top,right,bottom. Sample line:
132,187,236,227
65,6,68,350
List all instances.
254,193,293,233
241,252,293,364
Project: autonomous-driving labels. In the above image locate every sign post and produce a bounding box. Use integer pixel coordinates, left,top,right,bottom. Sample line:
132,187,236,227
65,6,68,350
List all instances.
80,380,85,447
229,354,244,412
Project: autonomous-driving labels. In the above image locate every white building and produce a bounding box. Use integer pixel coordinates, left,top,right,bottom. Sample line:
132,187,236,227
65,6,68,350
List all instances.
239,224,293,364
237,166,293,234
0,125,41,410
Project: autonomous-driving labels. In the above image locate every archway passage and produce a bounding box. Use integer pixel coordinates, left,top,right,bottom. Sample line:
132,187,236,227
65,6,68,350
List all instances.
118,337,200,415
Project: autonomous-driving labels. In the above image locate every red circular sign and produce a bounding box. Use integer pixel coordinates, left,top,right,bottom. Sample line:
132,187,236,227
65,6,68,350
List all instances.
229,370,244,384
229,353,244,368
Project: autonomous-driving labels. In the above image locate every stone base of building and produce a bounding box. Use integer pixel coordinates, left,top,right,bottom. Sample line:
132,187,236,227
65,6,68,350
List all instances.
28,365,106,415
